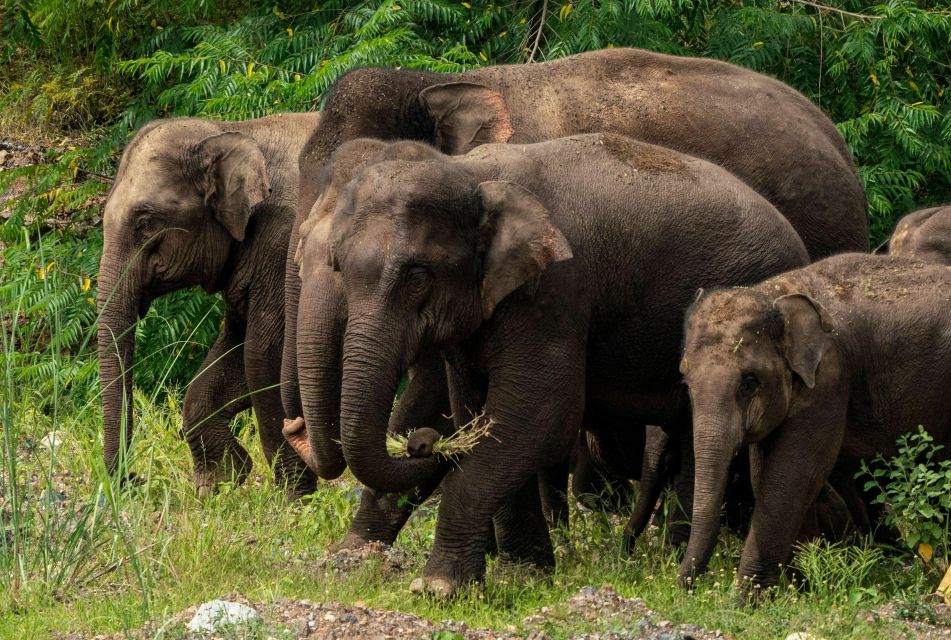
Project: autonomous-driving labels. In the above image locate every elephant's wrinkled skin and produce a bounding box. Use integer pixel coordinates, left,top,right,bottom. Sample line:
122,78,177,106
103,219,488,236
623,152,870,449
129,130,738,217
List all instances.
878,206,951,264
97,113,320,496
680,254,951,596
322,133,811,595
281,47,869,476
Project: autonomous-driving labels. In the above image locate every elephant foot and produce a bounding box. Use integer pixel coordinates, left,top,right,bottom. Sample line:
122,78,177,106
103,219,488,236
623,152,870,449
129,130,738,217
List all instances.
194,446,252,497
329,531,389,553
409,576,459,598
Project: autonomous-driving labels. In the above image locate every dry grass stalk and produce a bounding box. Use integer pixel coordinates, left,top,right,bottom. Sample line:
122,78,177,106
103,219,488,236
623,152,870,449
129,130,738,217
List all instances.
385,411,495,459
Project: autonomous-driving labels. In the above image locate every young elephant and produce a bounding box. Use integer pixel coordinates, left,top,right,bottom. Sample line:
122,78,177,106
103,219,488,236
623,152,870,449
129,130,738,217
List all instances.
679,254,951,595
98,113,320,496
320,133,810,596
878,206,951,264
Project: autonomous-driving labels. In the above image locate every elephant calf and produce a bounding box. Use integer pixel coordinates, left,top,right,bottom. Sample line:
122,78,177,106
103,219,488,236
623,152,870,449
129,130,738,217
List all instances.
319,133,810,597
97,113,321,496
679,254,951,596
878,206,951,265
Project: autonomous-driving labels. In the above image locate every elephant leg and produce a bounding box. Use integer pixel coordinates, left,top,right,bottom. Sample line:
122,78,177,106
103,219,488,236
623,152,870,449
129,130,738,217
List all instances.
337,475,444,550
625,425,675,551
574,417,640,515
739,409,845,597
246,306,316,498
411,333,585,598
666,423,695,548
494,474,555,570
828,461,872,533
183,314,253,496
539,457,570,530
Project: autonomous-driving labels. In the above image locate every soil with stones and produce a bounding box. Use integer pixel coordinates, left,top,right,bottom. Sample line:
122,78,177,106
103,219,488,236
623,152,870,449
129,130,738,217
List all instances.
54,582,729,640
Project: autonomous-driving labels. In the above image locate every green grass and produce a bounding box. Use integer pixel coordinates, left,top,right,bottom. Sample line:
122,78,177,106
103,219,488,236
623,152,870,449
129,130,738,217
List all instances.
0,233,943,640
0,381,942,639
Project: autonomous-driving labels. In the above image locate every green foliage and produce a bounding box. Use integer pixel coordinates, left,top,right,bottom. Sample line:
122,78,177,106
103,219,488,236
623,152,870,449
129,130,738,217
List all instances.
860,426,951,571
791,539,886,605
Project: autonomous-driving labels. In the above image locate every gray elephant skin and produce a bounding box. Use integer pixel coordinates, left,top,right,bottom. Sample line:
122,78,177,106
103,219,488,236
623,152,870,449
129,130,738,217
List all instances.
312,133,810,596
97,113,320,496
879,206,951,264
679,254,951,596
281,47,870,481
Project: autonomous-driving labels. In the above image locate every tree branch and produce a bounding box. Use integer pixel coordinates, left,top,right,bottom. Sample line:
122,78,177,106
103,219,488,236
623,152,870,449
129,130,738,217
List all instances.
528,0,548,63
789,0,880,20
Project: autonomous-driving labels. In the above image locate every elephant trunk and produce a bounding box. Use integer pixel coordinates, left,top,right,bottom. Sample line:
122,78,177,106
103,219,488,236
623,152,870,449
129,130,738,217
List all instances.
97,253,142,474
339,314,441,493
296,268,348,479
679,409,742,584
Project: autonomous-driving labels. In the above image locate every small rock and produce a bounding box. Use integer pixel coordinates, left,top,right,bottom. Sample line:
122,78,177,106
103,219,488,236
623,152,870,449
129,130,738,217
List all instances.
186,599,260,632
40,432,62,452
0,150,9,164
785,634,821,640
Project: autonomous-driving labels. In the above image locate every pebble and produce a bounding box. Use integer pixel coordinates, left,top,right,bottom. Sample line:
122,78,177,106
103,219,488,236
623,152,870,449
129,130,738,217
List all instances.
186,599,260,632
40,432,61,452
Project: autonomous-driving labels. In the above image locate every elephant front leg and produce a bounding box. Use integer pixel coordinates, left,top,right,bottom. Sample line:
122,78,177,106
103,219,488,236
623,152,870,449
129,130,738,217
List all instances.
494,474,555,571
411,338,585,597
183,316,253,496
738,410,845,598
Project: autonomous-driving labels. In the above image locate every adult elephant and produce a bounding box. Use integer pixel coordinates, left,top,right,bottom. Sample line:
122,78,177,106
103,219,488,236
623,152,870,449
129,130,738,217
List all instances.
281,47,870,465
316,133,812,595
98,113,320,496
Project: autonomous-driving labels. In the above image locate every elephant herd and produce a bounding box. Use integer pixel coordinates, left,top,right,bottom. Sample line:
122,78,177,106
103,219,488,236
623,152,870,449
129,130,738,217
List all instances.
96,47,951,600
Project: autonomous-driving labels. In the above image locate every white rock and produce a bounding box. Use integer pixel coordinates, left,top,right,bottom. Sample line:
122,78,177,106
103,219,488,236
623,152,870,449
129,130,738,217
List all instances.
186,600,260,632
40,432,62,452
785,633,822,640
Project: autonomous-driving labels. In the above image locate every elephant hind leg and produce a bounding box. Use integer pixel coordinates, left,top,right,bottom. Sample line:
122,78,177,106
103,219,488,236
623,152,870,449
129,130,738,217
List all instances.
183,318,253,496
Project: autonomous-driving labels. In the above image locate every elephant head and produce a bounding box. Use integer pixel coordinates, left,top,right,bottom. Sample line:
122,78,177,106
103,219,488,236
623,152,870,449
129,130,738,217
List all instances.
292,139,445,479
98,119,269,474
297,69,515,220
880,206,951,265
326,157,571,493
678,288,834,581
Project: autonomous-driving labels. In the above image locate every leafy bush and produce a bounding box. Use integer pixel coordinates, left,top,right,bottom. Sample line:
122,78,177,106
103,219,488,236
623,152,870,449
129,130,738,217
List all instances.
860,426,951,572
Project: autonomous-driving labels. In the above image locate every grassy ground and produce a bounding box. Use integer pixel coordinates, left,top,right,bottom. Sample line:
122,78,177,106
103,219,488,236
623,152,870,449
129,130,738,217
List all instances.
0,383,944,640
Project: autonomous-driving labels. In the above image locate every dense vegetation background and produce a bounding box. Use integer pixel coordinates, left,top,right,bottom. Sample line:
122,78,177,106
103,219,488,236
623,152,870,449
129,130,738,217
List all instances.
2,0,950,401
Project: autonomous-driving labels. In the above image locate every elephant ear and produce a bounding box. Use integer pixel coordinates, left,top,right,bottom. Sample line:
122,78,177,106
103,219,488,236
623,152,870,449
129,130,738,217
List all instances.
476,181,572,319
195,131,270,241
773,293,834,389
419,82,514,155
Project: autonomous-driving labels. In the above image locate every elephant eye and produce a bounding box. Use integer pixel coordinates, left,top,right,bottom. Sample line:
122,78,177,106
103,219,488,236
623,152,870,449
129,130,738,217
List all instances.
404,266,432,299
134,212,159,239
738,372,760,398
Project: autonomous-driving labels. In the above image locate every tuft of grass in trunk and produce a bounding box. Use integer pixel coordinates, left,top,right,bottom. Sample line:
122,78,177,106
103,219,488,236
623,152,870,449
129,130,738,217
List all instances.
386,412,496,459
